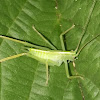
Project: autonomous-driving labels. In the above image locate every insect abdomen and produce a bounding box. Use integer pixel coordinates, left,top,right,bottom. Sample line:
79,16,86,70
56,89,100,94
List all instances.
26,48,76,66
27,48,63,66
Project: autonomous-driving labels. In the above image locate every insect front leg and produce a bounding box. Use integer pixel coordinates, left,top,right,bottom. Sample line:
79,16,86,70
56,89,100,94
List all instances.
73,61,75,68
60,24,75,51
60,25,83,80
64,61,83,80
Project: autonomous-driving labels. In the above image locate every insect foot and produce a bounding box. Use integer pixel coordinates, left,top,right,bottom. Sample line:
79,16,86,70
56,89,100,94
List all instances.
68,75,84,80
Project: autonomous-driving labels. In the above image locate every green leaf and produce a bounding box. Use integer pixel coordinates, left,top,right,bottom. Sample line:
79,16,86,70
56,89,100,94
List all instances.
0,0,100,100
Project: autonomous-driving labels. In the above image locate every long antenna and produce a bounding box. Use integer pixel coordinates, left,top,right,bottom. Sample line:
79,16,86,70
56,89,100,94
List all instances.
75,0,97,52
76,34,100,56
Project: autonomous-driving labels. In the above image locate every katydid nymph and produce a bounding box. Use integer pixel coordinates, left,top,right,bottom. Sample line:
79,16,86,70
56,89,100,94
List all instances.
0,25,100,84
0,0,99,85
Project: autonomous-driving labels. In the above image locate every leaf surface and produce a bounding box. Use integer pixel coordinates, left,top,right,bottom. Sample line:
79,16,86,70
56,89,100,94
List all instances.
0,0,100,100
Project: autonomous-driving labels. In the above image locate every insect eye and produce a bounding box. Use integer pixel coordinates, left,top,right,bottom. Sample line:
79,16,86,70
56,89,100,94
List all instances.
75,57,78,60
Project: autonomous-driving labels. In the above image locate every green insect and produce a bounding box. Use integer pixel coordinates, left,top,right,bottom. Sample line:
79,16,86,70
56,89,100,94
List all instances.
0,25,99,84
0,0,99,84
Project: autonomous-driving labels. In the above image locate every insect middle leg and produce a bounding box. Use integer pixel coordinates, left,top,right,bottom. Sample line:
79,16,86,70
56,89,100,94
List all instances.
46,62,49,85
32,26,57,50
32,26,58,84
